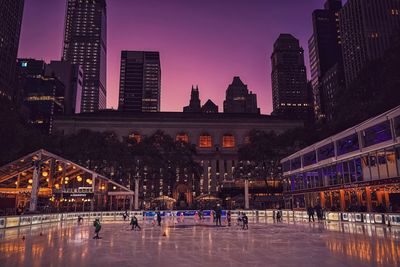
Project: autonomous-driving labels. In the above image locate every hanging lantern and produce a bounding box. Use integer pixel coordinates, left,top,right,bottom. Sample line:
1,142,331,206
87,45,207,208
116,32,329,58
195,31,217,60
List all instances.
58,166,63,172
55,184,60,189
65,177,69,181
77,175,82,182
28,179,33,184
86,179,92,185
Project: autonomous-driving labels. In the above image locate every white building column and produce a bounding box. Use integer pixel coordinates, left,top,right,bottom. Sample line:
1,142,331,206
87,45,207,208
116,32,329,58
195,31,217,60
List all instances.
29,156,42,212
134,178,139,210
244,179,249,209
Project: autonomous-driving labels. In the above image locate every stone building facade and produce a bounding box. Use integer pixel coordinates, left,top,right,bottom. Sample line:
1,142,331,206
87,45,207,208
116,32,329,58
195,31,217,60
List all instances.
54,111,302,208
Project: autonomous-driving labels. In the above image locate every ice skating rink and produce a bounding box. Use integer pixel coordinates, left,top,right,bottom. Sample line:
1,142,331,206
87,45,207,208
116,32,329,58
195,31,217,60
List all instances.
0,217,399,267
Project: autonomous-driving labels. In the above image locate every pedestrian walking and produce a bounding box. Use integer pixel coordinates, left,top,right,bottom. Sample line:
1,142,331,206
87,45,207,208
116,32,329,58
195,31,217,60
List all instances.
227,210,232,226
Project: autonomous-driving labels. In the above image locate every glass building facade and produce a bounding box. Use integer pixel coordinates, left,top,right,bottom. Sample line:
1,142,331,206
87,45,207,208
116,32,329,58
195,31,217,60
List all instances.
281,106,400,212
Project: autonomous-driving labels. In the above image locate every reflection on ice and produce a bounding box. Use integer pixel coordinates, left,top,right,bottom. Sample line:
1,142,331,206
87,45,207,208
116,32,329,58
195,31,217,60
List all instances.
0,218,399,267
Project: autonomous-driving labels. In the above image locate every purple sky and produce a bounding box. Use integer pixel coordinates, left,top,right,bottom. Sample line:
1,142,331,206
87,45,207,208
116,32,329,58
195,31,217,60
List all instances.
18,0,328,114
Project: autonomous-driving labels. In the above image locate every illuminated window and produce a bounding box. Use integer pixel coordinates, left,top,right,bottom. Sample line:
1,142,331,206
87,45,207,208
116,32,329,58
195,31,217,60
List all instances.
199,134,212,148
176,133,189,143
222,134,235,148
128,133,141,143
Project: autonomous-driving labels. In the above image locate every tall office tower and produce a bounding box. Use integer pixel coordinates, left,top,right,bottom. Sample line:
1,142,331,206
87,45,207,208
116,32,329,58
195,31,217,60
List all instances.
45,61,83,114
271,34,312,120
223,76,259,114
16,59,65,134
62,0,107,113
340,0,400,87
0,0,24,99
118,51,161,112
183,85,201,112
308,0,343,120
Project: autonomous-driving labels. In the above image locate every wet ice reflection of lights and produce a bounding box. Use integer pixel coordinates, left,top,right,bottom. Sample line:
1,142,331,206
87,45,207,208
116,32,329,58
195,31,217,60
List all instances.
0,219,399,267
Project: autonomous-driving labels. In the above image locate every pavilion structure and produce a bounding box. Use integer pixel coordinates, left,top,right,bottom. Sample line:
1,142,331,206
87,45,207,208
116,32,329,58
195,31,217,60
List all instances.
0,149,135,215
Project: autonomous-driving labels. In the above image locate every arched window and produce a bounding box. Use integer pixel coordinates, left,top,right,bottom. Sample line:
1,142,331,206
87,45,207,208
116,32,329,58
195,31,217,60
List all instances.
128,132,141,143
176,133,189,143
199,134,212,148
222,134,235,148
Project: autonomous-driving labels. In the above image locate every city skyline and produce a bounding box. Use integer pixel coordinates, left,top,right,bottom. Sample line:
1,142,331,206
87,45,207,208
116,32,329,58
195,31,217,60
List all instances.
18,0,328,114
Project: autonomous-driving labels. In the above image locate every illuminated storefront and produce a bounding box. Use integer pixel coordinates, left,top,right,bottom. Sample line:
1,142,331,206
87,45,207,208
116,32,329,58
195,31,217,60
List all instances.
281,105,400,212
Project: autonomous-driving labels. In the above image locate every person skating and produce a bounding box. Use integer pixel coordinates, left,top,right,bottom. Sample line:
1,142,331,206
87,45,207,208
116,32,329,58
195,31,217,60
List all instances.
123,210,129,221
237,211,243,227
78,215,83,225
314,204,323,221
242,213,249,230
227,210,232,226
215,204,222,226
307,206,315,222
276,208,282,222
156,211,162,226
130,215,141,230
93,218,102,239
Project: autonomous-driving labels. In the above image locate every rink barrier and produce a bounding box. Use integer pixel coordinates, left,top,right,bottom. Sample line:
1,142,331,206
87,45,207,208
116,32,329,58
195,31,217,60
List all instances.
0,210,399,229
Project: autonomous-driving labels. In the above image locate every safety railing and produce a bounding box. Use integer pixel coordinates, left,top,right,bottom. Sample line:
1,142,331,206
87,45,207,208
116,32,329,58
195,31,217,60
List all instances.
0,210,399,229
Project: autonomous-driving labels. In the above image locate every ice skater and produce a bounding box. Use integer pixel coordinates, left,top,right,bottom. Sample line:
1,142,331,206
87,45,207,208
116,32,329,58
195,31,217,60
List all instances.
215,204,222,226
227,210,232,226
276,208,282,222
123,210,129,221
130,215,141,230
77,215,83,225
194,211,199,223
93,218,102,239
242,213,248,230
237,211,243,227
314,204,323,221
156,211,162,226
307,206,315,222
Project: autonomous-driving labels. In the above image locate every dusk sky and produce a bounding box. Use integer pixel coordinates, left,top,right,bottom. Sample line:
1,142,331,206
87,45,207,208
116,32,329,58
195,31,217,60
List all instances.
18,0,329,114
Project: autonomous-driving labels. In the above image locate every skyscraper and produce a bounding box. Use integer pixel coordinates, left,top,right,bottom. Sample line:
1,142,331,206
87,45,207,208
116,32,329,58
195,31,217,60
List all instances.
16,59,65,134
183,86,201,112
62,0,107,113
340,0,400,87
45,61,83,114
271,34,312,120
308,0,343,120
223,76,259,114
118,51,161,112
0,0,24,99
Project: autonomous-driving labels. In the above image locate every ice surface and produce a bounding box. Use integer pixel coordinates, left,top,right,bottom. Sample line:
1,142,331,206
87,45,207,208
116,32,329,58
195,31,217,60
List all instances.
0,217,399,267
